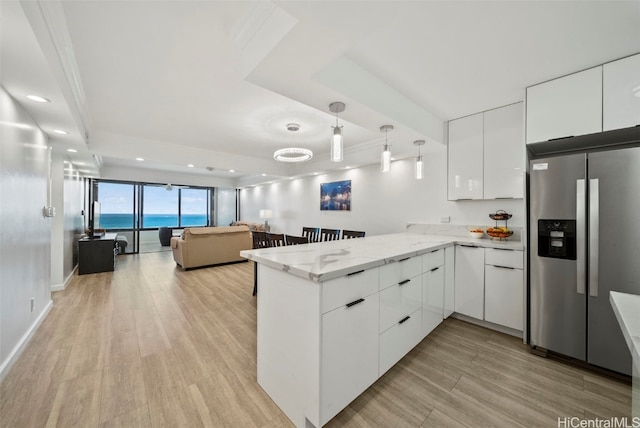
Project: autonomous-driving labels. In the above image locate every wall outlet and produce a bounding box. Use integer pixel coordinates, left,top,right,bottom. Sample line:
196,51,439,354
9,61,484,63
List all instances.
30,298,35,312
440,216,451,223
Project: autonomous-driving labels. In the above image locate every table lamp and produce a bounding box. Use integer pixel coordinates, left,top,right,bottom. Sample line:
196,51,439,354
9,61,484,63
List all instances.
259,209,273,232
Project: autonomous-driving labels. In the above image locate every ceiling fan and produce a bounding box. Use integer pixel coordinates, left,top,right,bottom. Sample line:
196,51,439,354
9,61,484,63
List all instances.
164,183,189,191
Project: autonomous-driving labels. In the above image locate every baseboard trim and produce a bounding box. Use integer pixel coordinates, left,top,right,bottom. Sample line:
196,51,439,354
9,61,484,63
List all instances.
450,313,524,340
0,299,53,383
50,265,77,292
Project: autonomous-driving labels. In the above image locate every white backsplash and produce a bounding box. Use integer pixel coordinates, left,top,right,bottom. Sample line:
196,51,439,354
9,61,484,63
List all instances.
406,222,523,243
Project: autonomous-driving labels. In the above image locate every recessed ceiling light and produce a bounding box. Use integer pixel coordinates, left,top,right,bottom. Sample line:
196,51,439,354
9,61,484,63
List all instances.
136,157,144,161
313,172,320,175
66,148,78,153
74,161,86,166
261,173,267,177
229,169,235,173
187,164,194,168
53,129,68,135
26,95,50,103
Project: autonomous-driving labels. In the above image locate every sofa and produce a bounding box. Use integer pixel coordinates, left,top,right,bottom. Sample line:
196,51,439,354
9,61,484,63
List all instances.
171,225,252,269
230,221,265,232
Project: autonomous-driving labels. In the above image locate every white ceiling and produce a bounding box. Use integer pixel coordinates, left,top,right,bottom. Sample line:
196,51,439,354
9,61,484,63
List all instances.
3,0,640,187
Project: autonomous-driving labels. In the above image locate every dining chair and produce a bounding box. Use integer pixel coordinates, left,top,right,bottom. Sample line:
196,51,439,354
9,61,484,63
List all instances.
302,227,319,243
342,230,366,239
285,234,309,245
320,228,340,242
251,231,270,296
267,233,286,247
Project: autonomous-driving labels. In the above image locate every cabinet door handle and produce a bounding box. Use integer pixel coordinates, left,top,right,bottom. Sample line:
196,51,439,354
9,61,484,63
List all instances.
399,316,411,324
346,298,365,308
430,267,440,272
492,265,515,270
347,270,365,277
548,135,574,141
459,245,478,248
398,257,411,262
398,279,411,286
491,247,513,252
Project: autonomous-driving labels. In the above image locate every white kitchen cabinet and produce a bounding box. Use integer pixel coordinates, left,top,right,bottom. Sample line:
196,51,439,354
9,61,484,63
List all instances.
448,112,484,200
444,246,455,318
603,53,640,132
484,103,524,199
379,275,422,333
484,248,524,332
422,266,444,336
322,293,379,423
454,245,485,319
526,66,603,144
379,256,422,291
484,265,523,331
379,308,422,375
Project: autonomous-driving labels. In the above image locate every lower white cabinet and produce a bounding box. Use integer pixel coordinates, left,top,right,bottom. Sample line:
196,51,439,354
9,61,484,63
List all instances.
484,265,523,330
379,276,422,333
379,308,423,375
444,246,455,318
321,293,379,423
484,248,524,331
422,265,444,336
454,245,485,319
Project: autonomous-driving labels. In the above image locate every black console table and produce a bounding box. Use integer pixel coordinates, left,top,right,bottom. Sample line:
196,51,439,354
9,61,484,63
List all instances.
78,233,118,275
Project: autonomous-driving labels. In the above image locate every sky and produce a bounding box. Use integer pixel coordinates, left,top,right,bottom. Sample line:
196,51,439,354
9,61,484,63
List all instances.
98,182,207,215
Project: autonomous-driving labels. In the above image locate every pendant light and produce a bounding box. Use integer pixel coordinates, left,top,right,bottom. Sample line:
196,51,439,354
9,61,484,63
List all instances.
274,123,313,162
413,140,425,180
380,125,393,173
329,102,345,162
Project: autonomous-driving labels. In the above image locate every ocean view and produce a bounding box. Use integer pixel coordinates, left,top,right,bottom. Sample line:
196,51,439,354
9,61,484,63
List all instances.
100,213,208,229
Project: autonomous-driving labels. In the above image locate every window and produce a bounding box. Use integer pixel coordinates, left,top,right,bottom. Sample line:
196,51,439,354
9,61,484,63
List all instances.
142,185,178,228
180,188,208,227
96,182,135,229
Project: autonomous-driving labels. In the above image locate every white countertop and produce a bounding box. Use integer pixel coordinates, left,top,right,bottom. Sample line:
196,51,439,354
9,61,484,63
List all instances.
240,232,523,282
610,291,640,374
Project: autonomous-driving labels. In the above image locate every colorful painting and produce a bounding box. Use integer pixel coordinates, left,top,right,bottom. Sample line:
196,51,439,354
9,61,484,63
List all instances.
320,180,351,211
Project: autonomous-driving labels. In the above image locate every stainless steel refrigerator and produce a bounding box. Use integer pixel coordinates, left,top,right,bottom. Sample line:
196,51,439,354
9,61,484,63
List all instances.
529,146,640,376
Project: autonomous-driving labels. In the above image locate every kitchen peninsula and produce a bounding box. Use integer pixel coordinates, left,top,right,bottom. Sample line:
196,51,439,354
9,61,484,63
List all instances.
241,232,523,427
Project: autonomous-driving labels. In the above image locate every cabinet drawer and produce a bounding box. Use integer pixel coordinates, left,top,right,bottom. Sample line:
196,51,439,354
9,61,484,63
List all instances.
321,293,379,424
423,248,445,271
379,256,422,290
379,276,422,333
485,248,523,269
379,309,422,376
321,268,379,314
484,265,524,331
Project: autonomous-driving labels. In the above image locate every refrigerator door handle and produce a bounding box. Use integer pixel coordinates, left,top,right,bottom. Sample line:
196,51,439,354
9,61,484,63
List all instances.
589,178,599,297
576,179,586,295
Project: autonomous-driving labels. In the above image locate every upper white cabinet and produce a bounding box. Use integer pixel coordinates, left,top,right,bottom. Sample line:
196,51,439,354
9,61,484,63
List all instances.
526,66,603,144
603,54,640,131
448,112,484,200
484,103,524,199
448,103,524,200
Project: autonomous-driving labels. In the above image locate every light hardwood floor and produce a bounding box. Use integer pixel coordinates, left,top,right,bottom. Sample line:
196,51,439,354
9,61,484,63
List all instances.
0,251,631,427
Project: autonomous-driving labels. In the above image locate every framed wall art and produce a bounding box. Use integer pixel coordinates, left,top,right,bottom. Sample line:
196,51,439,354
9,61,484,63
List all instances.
320,180,351,211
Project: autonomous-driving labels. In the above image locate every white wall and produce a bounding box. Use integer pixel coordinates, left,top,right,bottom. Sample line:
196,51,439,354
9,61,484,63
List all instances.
240,143,524,236
0,87,53,380
51,152,84,291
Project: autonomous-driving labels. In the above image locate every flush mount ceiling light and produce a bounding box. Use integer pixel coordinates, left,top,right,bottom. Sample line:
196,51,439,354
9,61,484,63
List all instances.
329,102,345,162
274,123,313,162
380,125,394,173
26,95,50,103
66,148,77,153
135,157,144,161
53,129,68,135
413,140,425,180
